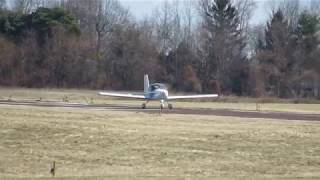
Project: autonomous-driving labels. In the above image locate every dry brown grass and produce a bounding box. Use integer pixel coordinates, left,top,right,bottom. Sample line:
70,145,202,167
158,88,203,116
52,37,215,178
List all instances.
0,104,320,179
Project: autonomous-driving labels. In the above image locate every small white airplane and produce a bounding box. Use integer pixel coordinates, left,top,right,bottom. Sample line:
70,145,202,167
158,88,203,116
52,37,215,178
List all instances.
99,75,218,109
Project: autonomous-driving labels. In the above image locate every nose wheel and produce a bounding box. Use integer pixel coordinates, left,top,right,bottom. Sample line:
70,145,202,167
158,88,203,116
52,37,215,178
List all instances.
160,100,165,110
142,101,173,110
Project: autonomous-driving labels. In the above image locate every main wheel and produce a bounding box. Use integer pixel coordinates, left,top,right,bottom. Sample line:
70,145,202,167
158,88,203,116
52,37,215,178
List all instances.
160,103,164,110
142,103,146,109
168,104,173,110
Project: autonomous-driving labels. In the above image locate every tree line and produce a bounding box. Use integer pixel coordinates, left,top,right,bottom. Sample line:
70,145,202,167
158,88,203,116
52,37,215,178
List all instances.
0,0,319,99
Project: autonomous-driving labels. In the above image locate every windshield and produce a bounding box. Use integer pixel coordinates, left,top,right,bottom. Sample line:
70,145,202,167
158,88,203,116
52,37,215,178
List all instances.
149,83,167,91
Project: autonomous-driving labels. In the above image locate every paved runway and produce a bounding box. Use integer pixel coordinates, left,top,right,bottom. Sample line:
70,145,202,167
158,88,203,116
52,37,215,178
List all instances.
0,100,319,121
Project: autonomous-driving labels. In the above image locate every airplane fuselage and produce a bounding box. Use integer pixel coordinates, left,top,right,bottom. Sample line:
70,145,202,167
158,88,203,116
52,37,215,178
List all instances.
145,89,169,100
145,83,169,101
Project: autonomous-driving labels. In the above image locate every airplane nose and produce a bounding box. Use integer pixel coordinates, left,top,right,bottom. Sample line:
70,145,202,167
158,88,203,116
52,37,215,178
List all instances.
161,92,166,99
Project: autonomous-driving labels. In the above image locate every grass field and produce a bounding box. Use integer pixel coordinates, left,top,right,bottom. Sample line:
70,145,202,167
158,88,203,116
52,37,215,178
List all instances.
0,88,320,179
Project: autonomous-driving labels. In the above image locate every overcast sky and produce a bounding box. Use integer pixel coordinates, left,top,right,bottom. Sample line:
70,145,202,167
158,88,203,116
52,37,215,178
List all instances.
119,0,314,25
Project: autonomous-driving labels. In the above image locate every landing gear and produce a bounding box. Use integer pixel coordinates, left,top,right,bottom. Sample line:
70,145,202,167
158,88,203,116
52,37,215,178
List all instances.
142,100,149,109
160,100,165,110
142,100,173,110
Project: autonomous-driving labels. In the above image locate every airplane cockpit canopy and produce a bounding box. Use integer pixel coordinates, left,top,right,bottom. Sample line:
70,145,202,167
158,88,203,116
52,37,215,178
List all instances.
149,83,167,91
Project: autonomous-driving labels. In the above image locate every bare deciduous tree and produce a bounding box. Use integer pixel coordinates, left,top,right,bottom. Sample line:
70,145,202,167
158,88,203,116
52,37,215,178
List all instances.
233,0,256,36
0,0,6,10
62,0,100,33
0,36,18,85
95,0,129,57
13,0,50,13
266,0,300,28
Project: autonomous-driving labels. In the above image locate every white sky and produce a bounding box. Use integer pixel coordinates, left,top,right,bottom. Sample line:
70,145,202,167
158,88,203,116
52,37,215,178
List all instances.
120,0,313,25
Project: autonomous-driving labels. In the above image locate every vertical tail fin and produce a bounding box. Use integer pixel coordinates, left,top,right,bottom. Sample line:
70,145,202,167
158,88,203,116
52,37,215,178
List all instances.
144,74,149,94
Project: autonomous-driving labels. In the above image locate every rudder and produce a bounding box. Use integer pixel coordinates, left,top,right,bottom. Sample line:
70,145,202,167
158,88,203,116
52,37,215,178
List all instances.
144,74,149,94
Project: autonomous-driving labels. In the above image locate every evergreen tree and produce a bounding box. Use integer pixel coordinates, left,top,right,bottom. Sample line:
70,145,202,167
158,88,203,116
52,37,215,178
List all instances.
0,7,80,42
29,7,80,43
296,11,320,97
296,11,319,58
200,0,247,94
265,10,289,51
259,9,300,97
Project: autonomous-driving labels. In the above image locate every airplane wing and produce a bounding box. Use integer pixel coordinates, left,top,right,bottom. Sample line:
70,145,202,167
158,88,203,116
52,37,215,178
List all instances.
99,92,146,99
168,94,218,100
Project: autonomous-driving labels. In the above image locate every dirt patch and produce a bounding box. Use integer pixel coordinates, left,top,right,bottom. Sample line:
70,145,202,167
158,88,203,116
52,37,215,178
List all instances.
146,108,320,121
